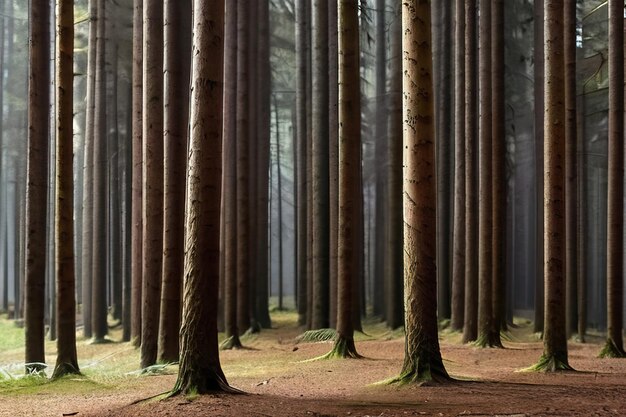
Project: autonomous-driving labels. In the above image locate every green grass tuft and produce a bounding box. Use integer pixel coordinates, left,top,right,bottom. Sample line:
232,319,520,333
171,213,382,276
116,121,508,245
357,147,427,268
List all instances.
296,328,337,344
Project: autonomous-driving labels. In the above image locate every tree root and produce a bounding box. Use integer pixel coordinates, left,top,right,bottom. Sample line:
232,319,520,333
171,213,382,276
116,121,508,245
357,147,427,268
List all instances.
598,338,626,358
321,336,362,359
385,360,453,386
168,368,244,399
51,362,81,379
525,353,574,372
220,335,243,350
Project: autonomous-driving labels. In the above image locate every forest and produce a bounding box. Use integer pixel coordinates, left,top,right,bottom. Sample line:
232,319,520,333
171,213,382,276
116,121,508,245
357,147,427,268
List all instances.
0,0,625,416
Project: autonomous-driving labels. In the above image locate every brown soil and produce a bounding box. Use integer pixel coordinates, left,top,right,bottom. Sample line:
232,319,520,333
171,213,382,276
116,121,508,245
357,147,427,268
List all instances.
1,317,626,417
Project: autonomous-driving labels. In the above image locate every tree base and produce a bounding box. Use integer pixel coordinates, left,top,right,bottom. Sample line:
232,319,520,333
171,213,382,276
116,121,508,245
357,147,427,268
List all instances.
321,336,362,359
220,335,243,351
474,332,504,348
89,337,112,345
525,353,574,372
51,362,81,379
598,339,626,358
169,367,243,398
385,360,452,386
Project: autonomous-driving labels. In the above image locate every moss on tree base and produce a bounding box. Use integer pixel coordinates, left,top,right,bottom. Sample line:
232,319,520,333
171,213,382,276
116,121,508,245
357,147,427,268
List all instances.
219,335,243,351
598,339,626,358
385,360,453,386
169,367,243,398
474,331,504,348
321,336,362,359
526,353,574,372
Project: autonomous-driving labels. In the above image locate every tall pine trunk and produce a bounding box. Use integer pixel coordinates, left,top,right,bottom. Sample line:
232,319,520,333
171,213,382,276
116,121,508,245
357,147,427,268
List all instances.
25,0,51,373
328,0,338,329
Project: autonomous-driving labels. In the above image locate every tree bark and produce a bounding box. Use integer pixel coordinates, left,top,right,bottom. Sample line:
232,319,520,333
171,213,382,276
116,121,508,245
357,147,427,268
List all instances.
158,0,192,363
600,0,625,358
52,0,80,378
328,0,338,329
462,0,478,344
130,0,143,347
450,0,466,332
393,0,450,384
25,0,50,374
531,0,571,371
295,0,309,326
140,0,164,367
311,0,330,329
170,0,236,395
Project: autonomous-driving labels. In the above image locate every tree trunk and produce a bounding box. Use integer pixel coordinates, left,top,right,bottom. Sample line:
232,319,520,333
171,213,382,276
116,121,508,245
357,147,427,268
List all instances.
52,0,80,378
384,0,403,331
91,0,108,342
450,0,466,332
25,0,50,374
255,0,272,329
158,0,192,363
221,0,241,350
236,0,251,334
274,99,285,311
140,0,164,367
311,0,330,330
533,0,545,334
295,0,309,326
600,0,625,358
393,0,450,384
170,0,235,395
531,0,571,371
476,0,501,348
564,0,577,339
130,0,143,347
328,0,338,329
490,0,506,339
324,0,361,359
462,0,478,344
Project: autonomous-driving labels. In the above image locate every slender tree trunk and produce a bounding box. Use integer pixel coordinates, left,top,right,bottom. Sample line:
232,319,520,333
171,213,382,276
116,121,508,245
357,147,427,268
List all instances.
295,0,309,326
140,0,164,367
255,0,272,329
25,0,50,373
91,0,108,342
221,0,241,350
236,0,251,334
490,0,506,339
170,0,235,395
328,0,338,329
274,100,285,311
52,0,79,378
158,0,191,363
450,0,466,332
476,0,501,348
462,0,478,344
600,0,625,358
384,1,403,330
533,0,545,334
532,0,571,371
392,0,450,384
564,0,577,339
130,0,143,347
576,93,586,342
311,0,330,329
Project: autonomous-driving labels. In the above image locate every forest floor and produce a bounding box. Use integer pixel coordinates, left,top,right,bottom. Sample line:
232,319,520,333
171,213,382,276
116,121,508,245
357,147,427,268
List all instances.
0,311,625,417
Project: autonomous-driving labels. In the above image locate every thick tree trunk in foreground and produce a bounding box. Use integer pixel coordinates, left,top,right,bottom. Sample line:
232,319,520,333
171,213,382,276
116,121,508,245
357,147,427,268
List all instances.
600,0,625,358
52,0,80,378
130,0,143,347
328,0,338,329
392,0,450,384
170,0,236,396
531,0,572,371
25,0,50,374
462,0,478,344
450,0,465,332
158,0,192,363
140,0,164,368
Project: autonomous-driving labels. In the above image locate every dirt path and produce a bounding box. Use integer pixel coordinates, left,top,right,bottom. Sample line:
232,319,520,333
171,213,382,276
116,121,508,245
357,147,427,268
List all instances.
1,316,625,416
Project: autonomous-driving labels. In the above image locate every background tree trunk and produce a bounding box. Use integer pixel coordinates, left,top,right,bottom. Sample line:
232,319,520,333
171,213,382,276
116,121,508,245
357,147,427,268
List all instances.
328,0,338,329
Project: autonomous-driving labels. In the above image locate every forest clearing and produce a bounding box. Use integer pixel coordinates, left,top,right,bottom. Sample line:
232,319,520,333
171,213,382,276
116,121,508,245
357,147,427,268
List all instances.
1,311,625,417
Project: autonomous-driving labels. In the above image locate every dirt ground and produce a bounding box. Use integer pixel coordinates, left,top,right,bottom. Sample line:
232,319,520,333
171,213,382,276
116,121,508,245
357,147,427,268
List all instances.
1,313,625,417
